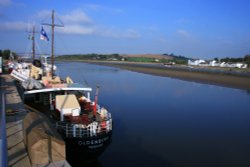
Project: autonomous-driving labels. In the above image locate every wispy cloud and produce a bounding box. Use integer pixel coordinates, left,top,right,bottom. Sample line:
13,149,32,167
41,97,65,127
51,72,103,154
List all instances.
175,18,191,24
0,0,11,6
36,10,51,19
58,25,94,35
176,29,191,38
84,4,123,14
32,9,94,35
41,9,139,39
37,9,92,24
216,37,234,45
0,21,27,31
60,10,93,24
0,13,4,18
156,36,169,45
0,8,139,39
95,27,140,39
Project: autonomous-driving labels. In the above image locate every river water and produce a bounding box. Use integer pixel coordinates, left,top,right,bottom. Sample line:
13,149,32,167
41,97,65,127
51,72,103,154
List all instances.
56,61,250,167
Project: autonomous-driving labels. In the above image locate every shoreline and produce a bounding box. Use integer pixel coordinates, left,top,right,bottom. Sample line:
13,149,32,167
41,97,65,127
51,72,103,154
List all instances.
59,60,250,91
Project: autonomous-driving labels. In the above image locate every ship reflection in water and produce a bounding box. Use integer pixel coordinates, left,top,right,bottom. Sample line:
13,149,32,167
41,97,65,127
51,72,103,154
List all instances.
57,62,250,167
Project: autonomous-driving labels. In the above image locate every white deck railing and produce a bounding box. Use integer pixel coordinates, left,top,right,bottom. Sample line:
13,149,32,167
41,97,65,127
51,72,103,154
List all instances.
55,113,112,138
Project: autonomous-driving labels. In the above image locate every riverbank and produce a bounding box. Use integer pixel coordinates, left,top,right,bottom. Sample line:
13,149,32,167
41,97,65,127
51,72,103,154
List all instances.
77,61,250,91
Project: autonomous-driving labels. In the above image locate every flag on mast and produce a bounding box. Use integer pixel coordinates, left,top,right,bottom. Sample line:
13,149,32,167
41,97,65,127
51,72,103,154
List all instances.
40,26,49,41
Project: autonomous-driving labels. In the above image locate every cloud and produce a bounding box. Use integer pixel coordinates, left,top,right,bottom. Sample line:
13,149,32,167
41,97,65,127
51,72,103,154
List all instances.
175,18,191,24
35,9,93,35
0,12,4,18
84,4,107,11
38,9,139,39
37,9,92,25
95,27,140,39
176,29,191,38
156,36,169,45
36,10,51,19
57,25,94,35
124,29,141,39
60,10,93,24
0,21,27,31
84,4,123,14
0,0,11,6
0,8,140,39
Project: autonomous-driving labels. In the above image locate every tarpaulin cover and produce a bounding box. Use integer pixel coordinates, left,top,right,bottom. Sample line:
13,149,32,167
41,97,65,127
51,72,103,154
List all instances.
22,78,43,90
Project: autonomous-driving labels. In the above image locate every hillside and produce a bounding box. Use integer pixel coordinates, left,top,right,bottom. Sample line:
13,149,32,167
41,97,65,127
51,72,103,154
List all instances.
121,54,173,60
56,53,189,64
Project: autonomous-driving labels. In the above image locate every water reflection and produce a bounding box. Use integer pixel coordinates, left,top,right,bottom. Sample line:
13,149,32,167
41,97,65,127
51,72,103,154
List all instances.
56,61,250,167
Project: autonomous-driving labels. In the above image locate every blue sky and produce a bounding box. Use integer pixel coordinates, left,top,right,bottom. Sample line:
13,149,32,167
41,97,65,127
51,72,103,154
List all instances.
0,0,250,59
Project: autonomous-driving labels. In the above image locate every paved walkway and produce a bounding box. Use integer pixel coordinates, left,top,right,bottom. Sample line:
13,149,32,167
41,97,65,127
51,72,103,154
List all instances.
1,74,71,167
1,74,32,167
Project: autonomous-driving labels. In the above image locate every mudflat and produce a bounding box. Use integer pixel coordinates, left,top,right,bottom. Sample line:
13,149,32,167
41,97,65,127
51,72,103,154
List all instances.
88,61,250,91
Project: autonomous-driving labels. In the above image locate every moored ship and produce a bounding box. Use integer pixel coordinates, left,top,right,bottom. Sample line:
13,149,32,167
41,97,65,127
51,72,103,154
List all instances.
23,77,113,161
9,10,113,163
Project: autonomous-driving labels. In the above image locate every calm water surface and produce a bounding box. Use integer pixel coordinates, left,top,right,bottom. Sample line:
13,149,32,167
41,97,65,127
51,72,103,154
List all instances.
57,62,250,167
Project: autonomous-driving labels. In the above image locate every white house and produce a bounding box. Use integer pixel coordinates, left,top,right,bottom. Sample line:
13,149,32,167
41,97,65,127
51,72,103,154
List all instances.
189,60,248,69
222,62,248,68
209,60,220,67
235,63,247,68
188,59,205,66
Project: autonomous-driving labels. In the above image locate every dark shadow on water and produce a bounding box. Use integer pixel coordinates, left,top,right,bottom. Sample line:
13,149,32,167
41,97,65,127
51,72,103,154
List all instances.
68,159,103,167
97,116,172,167
99,137,173,167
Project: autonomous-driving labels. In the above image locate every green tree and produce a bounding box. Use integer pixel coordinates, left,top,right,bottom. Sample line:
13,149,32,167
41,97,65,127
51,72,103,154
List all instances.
244,54,250,67
214,57,219,62
2,49,11,60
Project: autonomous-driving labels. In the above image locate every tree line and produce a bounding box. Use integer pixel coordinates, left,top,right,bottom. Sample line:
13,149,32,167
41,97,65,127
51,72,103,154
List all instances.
215,55,250,66
1,49,250,66
0,49,18,60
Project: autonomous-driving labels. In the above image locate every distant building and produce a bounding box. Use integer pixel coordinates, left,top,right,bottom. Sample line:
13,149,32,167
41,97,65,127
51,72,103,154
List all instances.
188,59,205,66
154,59,160,62
188,59,248,69
219,62,247,68
209,60,220,67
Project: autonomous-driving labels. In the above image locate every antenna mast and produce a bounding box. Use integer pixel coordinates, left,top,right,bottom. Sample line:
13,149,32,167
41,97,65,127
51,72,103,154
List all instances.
27,25,38,62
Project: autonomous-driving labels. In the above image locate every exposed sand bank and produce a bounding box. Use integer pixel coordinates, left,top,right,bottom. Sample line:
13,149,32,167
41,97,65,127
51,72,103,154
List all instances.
88,61,250,91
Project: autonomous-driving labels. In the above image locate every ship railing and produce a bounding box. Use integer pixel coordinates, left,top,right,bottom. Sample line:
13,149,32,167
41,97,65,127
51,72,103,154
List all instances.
55,113,112,138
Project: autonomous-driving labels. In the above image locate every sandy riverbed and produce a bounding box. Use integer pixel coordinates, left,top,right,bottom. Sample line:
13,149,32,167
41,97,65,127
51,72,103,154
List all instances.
86,61,250,91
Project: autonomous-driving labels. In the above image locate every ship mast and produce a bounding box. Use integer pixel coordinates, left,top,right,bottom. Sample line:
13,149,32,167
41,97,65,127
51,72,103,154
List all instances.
51,10,55,76
42,10,63,76
32,26,35,61
27,25,37,62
